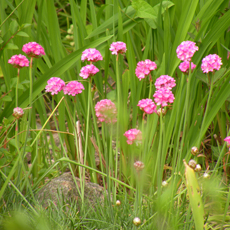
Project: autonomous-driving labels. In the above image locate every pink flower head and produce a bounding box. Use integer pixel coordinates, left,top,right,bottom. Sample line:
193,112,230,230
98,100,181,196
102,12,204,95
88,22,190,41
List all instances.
153,88,175,107
13,107,24,119
22,42,45,58
137,99,157,114
134,161,145,172
179,61,196,74
224,136,230,145
8,54,29,68
95,99,117,123
79,64,99,79
176,41,198,61
81,48,103,62
109,41,127,55
63,81,84,96
124,129,142,145
45,77,65,95
201,54,222,73
155,75,176,90
135,59,157,80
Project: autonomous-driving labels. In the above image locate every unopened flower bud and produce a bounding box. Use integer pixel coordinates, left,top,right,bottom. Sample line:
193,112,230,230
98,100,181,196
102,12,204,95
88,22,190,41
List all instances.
133,217,141,226
213,134,217,139
116,200,121,206
134,161,145,172
203,172,210,179
162,181,168,187
188,159,197,169
194,164,201,172
13,107,24,119
157,108,166,116
191,146,199,155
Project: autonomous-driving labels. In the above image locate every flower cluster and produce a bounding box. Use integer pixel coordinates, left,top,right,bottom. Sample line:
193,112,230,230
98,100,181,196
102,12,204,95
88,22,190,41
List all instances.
201,54,222,73
153,88,175,107
95,99,117,123
13,107,24,119
8,54,29,68
179,61,196,74
154,75,176,90
135,59,157,80
124,129,142,145
81,48,103,62
79,64,99,79
137,99,157,114
109,41,127,55
134,161,145,172
176,41,198,61
22,42,45,58
45,77,65,95
63,81,85,96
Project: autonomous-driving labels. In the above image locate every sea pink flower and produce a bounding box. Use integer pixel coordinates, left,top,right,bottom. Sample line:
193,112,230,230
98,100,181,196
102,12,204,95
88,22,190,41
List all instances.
45,77,65,95
179,61,196,74
137,99,157,114
13,107,24,119
153,88,175,107
109,41,127,55
8,54,29,68
81,48,103,62
124,129,142,145
95,99,117,123
63,81,84,96
155,75,176,90
201,54,222,73
224,136,230,145
135,59,157,80
22,42,45,58
79,64,99,79
134,161,145,171
176,41,198,61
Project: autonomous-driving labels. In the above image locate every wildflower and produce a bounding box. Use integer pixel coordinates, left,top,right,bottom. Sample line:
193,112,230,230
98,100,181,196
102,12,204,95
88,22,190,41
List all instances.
224,136,230,148
162,181,168,187
179,61,196,74
137,99,157,114
176,41,198,61
155,75,176,90
81,48,103,62
195,164,202,172
188,159,197,169
13,107,24,119
45,77,65,95
133,217,141,226
191,146,199,155
134,161,145,172
63,81,84,96
153,88,175,107
8,54,29,68
116,200,121,206
201,54,222,73
95,99,117,123
124,129,142,145
79,64,99,79
135,59,157,81
109,41,127,55
156,108,166,116
22,42,45,58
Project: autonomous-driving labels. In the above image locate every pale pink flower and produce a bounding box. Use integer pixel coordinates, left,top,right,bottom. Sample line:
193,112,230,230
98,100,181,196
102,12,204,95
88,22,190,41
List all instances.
45,77,65,95
176,41,198,61
137,99,157,114
8,54,29,68
155,75,176,90
22,42,45,58
135,59,157,80
79,64,99,79
63,81,84,96
95,99,117,123
124,129,142,145
134,161,145,171
13,107,24,119
201,54,222,73
81,48,103,62
179,61,196,74
153,88,175,107
109,41,127,55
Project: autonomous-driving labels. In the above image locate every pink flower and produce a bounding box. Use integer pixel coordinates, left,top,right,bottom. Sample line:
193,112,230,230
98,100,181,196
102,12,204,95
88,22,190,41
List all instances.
153,88,175,107
137,99,157,114
155,75,176,90
176,41,198,61
63,81,84,96
79,64,99,79
134,161,145,171
22,42,45,58
109,41,127,55
135,59,157,80
224,136,230,145
201,54,222,73
179,61,196,73
81,48,103,62
8,54,29,68
45,77,65,95
13,107,24,119
124,129,142,145
95,99,117,123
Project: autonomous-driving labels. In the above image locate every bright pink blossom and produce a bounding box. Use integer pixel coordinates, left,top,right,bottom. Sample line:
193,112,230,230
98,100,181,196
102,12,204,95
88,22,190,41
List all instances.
137,99,157,114
201,54,222,73
45,77,65,95
124,129,142,145
176,41,198,61
95,99,117,123
153,88,175,107
224,136,230,145
79,64,99,79
135,59,157,80
22,42,45,58
63,81,84,96
13,107,24,119
155,75,176,90
81,48,103,62
109,41,127,55
8,54,29,68
179,61,196,73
